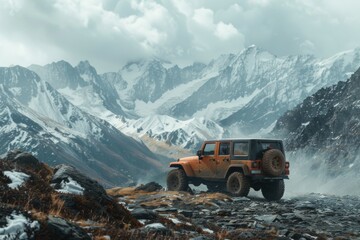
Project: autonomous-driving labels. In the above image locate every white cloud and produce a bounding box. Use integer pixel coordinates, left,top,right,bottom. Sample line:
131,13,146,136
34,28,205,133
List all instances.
215,22,239,40
193,8,214,29
0,0,360,72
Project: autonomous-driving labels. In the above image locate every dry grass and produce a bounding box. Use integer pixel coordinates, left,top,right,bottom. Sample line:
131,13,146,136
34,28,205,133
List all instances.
107,187,232,208
49,193,65,216
0,157,144,240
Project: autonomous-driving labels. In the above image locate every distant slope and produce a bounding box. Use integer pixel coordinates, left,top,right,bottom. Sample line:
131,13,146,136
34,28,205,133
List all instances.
0,66,162,186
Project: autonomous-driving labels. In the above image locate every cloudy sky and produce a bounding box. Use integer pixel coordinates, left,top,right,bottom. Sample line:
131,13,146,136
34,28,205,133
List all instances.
1,0,360,72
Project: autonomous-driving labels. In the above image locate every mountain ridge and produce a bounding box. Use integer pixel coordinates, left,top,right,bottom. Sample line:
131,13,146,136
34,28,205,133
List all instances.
27,46,360,150
0,66,162,186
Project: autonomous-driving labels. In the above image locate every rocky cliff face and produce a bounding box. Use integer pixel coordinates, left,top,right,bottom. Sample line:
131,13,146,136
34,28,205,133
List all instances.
273,67,360,175
0,66,162,186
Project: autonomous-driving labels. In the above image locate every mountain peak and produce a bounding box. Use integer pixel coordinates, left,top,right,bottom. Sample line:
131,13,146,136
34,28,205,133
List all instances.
77,60,96,72
76,61,99,81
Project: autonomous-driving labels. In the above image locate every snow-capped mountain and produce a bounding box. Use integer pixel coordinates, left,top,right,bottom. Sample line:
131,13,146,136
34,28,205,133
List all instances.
172,46,360,133
110,46,360,126
28,46,360,151
109,59,206,112
273,66,360,175
109,46,360,148
29,60,127,118
0,66,162,186
119,115,225,149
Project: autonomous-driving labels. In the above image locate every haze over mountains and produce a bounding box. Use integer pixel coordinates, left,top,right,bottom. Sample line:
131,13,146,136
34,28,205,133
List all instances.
1,45,360,185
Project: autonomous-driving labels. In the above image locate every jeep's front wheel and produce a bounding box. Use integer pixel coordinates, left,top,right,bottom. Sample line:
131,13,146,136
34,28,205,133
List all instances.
226,172,250,197
261,180,285,201
167,169,188,191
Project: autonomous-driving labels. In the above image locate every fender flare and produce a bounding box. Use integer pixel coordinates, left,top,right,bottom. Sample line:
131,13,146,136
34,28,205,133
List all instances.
169,162,195,177
224,164,250,178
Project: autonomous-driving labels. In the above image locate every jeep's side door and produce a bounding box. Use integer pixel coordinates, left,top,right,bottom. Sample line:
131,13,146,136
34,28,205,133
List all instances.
198,142,217,178
215,141,231,178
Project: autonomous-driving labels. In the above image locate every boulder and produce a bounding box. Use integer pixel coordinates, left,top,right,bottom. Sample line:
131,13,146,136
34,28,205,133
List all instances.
4,150,41,169
52,164,112,202
47,216,91,240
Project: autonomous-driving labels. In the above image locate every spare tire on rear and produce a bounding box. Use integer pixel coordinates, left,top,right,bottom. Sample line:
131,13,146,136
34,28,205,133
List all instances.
262,149,285,176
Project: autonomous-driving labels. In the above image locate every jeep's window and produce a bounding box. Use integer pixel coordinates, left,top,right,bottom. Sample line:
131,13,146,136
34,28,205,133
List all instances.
233,142,249,156
203,143,215,155
219,142,230,155
259,142,281,151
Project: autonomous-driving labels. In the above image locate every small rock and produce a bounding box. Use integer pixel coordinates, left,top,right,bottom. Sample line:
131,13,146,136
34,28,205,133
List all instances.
294,201,316,210
135,182,163,192
154,207,178,213
213,209,232,216
288,232,303,240
189,236,213,240
238,231,254,238
232,197,250,202
255,214,278,224
131,208,158,220
144,223,172,235
178,209,193,218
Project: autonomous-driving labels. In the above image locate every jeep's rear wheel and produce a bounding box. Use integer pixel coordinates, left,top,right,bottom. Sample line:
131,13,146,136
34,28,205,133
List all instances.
226,172,250,197
261,180,285,201
262,149,286,176
167,169,188,191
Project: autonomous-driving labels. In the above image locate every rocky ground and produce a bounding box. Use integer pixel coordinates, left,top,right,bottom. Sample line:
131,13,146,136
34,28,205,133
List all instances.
1,151,360,239
108,184,360,240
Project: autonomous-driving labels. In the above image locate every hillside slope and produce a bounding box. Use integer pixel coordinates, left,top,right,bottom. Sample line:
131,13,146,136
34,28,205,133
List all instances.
0,66,162,186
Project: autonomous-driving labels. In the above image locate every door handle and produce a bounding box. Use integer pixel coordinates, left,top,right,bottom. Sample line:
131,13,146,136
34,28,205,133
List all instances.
210,158,216,161
223,158,229,162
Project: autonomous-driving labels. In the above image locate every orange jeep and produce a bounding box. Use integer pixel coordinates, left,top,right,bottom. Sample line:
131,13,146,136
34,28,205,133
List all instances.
167,139,290,201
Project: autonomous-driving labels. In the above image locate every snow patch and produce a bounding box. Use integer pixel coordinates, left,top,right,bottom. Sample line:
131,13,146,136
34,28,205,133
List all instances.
168,218,182,224
301,122,310,126
193,88,261,121
144,223,166,229
55,177,84,195
3,171,30,190
0,211,39,239
202,228,214,234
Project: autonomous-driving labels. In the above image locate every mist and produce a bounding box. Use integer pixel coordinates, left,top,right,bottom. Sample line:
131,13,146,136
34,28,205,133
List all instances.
284,149,360,197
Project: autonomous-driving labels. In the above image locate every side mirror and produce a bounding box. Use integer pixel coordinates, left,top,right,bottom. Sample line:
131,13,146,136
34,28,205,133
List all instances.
196,150,203,159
